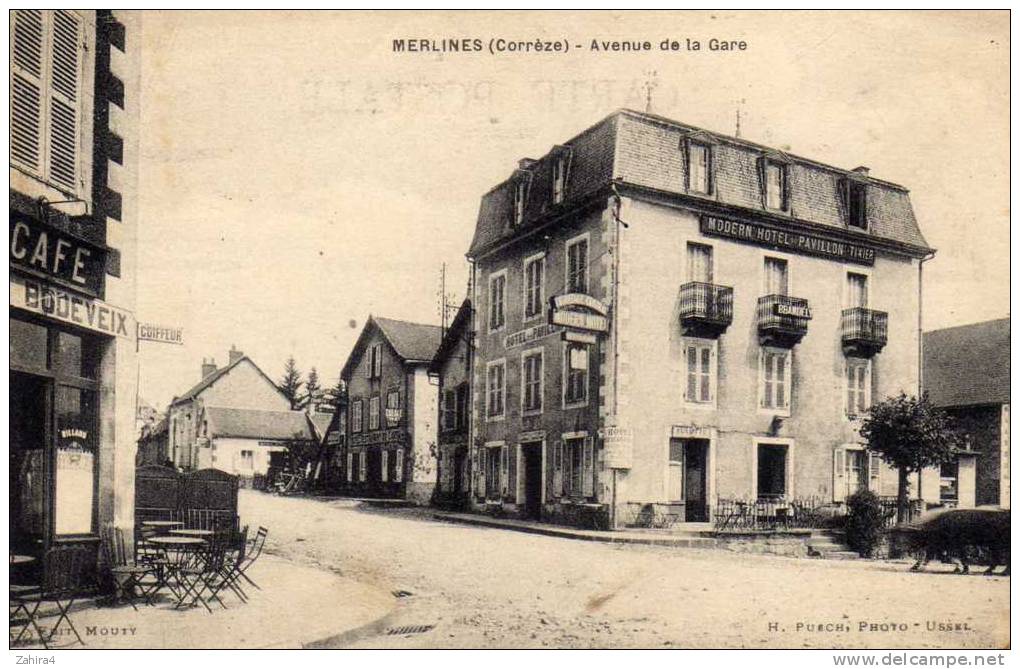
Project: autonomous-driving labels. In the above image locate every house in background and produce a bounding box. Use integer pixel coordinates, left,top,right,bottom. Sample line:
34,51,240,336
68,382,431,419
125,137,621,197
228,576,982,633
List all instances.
167,346,292,470
136,415,169,467
924,318,1010,508
195,406,316,483
430,300,474,508
338,316,442,503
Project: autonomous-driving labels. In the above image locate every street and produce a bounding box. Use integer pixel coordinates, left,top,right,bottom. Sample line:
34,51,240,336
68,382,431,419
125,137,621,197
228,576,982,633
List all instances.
239,491,1009,649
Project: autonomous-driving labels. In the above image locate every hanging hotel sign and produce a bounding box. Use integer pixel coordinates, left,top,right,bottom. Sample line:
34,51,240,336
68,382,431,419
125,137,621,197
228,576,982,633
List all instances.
548,293,610,333
700,215,876,266
505,322,561,349
10,274,133,338
774,302,812,319
138,322,185,345
10,217,106,296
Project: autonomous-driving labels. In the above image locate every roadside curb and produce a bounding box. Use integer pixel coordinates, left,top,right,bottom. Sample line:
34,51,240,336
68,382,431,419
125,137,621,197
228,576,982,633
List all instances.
433,512,717,548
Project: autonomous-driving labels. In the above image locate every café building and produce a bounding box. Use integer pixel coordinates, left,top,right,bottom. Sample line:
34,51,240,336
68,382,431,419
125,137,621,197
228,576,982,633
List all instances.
466,109,939,528
10,10,141,562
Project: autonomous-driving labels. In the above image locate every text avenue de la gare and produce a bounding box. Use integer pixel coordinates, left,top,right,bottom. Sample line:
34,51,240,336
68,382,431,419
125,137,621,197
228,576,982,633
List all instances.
393,37,748,55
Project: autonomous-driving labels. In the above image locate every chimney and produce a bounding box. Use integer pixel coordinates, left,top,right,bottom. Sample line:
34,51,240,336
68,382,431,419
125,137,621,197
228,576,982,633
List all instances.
228,345,244,365
518,158,537,170
852,166,870,177
201,358,217,379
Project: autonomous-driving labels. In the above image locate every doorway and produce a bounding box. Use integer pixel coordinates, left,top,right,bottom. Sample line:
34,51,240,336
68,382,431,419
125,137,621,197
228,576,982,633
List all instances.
683,439,709,522
453,448,466,496
522,443,543,520
10,371,49,553
757,443,789,500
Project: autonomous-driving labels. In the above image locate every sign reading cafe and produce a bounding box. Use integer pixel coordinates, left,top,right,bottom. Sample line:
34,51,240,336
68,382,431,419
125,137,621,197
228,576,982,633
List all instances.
700,215,876,266
10,216,106,296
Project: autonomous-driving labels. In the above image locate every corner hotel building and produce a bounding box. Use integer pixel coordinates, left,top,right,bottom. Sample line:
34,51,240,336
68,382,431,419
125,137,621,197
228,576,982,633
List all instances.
465,109,947,528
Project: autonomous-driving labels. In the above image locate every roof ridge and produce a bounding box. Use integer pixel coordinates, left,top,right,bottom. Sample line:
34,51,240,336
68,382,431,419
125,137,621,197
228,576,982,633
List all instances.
925,317,1011,335
373,315,442,328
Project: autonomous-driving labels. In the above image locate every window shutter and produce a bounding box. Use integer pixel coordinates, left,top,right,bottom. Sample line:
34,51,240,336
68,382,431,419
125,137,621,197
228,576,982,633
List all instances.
381,450,389,483
11,10,45,174
552,441,562,498
476,449,485,498
832,447,846,502
757,157,767,208
508,445,518,503
868,452,882,491
582,437,594,497
395,449,404,483
359,452,366,482
500,445,508,497
346,452,353,482
47,10,80,192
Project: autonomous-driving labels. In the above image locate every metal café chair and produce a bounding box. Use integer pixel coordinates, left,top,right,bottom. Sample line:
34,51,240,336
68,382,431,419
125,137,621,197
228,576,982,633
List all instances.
100,526,162,610
235,526,268,591
10,546,93,648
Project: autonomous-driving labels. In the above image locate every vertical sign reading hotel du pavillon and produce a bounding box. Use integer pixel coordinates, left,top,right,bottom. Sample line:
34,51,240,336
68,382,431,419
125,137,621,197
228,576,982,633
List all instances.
700,215,876,265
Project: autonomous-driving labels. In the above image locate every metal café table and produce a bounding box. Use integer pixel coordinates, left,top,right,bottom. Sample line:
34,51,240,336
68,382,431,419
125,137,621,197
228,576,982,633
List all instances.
169,528,216,538
146,535,207,607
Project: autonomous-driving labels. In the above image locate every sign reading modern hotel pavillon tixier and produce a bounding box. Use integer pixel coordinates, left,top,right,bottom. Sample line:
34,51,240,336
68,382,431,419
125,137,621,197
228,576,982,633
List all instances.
701,215,876,265
9,215,133,337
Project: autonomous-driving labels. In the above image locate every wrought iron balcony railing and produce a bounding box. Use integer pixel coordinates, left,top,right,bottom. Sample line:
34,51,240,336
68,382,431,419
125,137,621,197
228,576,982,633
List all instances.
678,282,733,337
757,294,811,347
841,307,888,357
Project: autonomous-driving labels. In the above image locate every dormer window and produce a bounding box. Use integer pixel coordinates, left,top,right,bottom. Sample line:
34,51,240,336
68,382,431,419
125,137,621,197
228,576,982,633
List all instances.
552,155,567,204
843,178,868,230
688,142,711,194
513,180,527,226
765,161,787,211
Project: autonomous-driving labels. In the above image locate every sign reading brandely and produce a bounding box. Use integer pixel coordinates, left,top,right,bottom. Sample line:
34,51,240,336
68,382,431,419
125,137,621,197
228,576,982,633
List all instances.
700,215,876,266
10,217,106,296
10,275,133,338
138,323,185,345
349,427,406,447
548,293,610,333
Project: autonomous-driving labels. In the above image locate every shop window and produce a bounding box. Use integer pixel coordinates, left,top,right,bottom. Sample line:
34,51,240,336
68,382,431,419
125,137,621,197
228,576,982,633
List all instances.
55,385,96,535
57,331,99,379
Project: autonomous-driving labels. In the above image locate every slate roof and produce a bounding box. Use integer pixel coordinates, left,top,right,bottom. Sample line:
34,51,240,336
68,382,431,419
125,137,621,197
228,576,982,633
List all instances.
204,406,315,441
923,318,1010,408
469,108,932,259
373,317,444,363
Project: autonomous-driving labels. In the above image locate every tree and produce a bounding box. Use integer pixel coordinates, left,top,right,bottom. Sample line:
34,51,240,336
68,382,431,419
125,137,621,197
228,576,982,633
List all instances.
322,374,345,410
858,393,964,523
279,356,303,410
302,367,321,410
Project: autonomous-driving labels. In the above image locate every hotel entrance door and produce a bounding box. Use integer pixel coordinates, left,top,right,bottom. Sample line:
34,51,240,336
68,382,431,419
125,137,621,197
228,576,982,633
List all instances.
668,438,709,522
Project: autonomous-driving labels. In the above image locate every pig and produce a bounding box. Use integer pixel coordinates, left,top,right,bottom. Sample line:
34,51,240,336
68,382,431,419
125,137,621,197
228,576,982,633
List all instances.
892,508,1010,575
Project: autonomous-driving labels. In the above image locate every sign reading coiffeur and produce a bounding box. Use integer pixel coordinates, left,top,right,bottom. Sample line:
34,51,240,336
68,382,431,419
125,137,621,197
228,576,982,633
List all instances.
138,323,185,345
10,275,132,338
9,217,106,296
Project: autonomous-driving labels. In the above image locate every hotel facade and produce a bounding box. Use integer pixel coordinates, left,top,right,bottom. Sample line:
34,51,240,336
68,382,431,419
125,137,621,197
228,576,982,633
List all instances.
464,109,954,529
9,11,142,559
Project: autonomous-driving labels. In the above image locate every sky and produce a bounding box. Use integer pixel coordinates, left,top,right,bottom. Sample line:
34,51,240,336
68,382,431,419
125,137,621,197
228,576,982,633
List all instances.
135,10,1010,410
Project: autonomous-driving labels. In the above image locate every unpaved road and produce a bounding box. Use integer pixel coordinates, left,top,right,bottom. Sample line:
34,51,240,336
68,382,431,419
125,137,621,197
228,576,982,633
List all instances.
239,490,1009,649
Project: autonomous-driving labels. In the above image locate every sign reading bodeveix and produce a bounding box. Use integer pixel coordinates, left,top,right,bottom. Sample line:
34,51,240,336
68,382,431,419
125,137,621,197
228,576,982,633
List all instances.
10,274,133,338
700,215,876,266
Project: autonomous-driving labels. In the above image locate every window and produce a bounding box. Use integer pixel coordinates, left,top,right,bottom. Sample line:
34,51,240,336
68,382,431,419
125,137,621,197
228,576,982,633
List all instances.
566,235,589,294
367,344,382,378
563,437,594,498
564,343,589,406
940,460,959,502
684,339,715,405
757,443,788,500
10,10,86,194
454,384,468,430
765,161,787,211
846,272,869,308
845,358,870,418
351,399,363,433
369,396,380,430
239,450,254,471
522,350,543,414
486,360,506,419
552,155,567,204
833,446,881,502
441,389,455,432
763,257,789,296
513,180,527,225
687,243,714,283
846,180,868,229
523,254,544,320
760,348,792,413
381,450,389,483
386,390,400,425
688,142,711,194
489,271,506,331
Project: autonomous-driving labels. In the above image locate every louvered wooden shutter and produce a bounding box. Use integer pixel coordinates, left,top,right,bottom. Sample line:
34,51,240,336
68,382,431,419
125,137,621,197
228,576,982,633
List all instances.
508,445,518,503
832,447,846,502
552,441,562,498
47,10,80,192
868,452,881,491
582,437,594,497
11,10,45,174
478,448,486,498
500,445,508,497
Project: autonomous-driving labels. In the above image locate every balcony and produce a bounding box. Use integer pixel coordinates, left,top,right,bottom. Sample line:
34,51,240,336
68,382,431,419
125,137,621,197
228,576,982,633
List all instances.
841,307,888,357
678,282,733,337
757,294,811,347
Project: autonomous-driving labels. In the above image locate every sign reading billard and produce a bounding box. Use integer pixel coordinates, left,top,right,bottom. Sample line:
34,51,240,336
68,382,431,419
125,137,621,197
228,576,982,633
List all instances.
138,323,185,345
10,275,132,338
700,215,876,266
